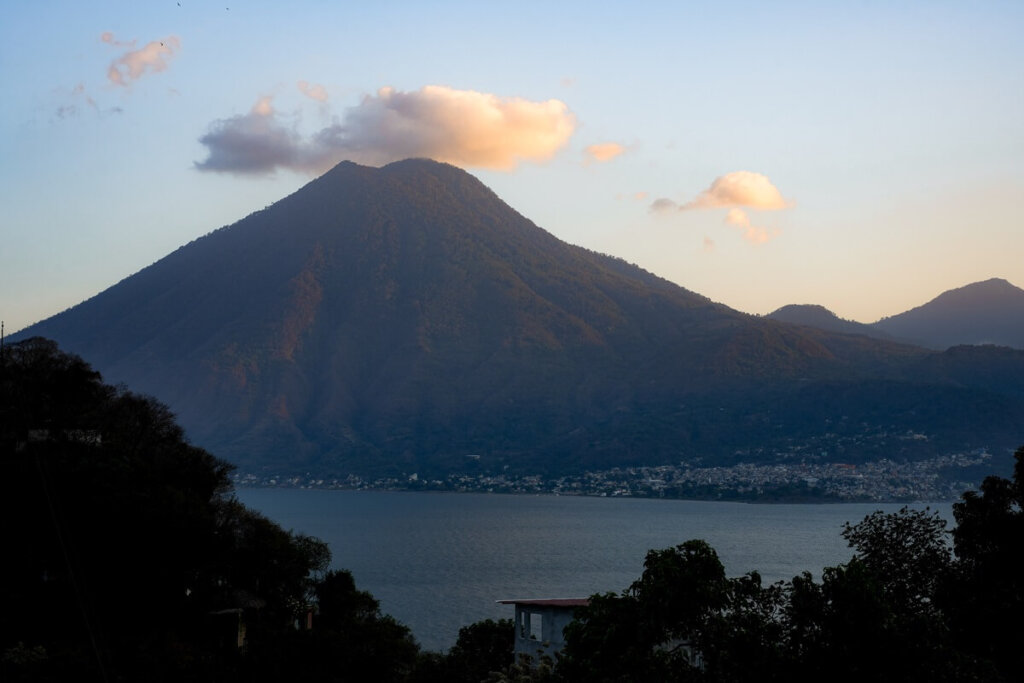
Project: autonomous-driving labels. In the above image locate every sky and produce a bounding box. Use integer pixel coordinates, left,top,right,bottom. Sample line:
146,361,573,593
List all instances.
2,0,1023,335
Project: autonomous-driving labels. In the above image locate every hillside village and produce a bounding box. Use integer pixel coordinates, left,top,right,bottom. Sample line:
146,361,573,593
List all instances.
235,450,993,503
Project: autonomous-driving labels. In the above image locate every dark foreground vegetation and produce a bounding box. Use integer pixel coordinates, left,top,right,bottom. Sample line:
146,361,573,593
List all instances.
2,338,1022,681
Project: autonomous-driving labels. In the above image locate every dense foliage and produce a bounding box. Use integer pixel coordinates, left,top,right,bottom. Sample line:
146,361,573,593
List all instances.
0,339,409,681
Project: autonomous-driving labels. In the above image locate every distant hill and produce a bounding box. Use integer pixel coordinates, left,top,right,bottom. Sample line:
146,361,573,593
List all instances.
15,160,1024,477
768,279,1024,351
767,304,890,340
870,278,1024,350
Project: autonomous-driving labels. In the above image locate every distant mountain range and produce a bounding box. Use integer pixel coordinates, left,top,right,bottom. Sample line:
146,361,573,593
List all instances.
14,160,1024,477
767,278,1024,350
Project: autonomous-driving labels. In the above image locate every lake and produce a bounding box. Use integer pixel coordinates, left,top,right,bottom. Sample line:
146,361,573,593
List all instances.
236,489,951,652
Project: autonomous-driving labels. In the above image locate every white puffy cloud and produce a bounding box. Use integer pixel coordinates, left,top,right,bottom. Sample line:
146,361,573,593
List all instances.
682,171,790,211
328,86,576,169
298,80,328,102
584,142,625,164
105,34,180,86
195,85,576,175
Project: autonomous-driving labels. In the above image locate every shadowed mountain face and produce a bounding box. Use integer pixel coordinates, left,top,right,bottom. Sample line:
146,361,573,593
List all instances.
16,160,1024,476
870,278,1024,350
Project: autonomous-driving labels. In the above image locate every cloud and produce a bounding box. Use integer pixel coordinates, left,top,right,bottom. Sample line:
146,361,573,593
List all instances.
649,197,679,214
54,82,122,120
724,208,779,244
681,171,790,211
194,97,304,175
703,236,716,252
298,80,328,102
584,142,625,164
324,86,576,169
650,171,790,245
100,32,135,48
106,34,180,86
251,95,274,117
195,85,576,175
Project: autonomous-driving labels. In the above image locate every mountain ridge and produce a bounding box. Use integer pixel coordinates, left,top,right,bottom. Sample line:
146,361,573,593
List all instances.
15,159,1024,476
871,278,1024,349
768,278,1024,350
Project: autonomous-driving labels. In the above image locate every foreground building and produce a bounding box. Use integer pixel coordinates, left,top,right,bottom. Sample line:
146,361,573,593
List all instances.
497,598,589,663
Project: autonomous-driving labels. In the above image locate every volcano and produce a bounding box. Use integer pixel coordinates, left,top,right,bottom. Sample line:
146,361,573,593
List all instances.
16,160,1024,476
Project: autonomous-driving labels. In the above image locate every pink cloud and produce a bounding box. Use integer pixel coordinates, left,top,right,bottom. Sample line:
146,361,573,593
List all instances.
106,34,180,87
584,142,625,164
298,80,329,102
724,208,780,244
682,171,791,211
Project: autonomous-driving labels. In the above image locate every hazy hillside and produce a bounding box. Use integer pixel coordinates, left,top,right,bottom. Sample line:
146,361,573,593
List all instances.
870,278,1024,350
766,304,890,339
16,160,1024,476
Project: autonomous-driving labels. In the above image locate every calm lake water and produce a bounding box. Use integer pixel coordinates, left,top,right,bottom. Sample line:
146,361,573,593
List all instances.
236,489,952,652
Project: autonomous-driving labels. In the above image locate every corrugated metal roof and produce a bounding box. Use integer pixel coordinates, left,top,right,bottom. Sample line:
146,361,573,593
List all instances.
496,598,590,607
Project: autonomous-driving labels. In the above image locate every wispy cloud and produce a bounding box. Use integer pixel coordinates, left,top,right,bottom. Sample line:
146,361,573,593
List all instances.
724,208,779,244
650,171,791,245
297,80,328,102
104,33,181,87
54,82,122,119
195,85,577,175
584,142,625,164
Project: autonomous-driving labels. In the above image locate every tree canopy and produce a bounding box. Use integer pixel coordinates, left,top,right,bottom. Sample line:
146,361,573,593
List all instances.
0,339,352,680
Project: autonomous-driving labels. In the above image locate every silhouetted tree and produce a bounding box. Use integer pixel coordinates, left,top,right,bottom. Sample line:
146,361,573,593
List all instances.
0,339,330,681
411,618,514,683
949,445,1024,681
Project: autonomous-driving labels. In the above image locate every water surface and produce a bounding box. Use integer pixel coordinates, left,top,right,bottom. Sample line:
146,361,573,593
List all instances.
237,489,950,651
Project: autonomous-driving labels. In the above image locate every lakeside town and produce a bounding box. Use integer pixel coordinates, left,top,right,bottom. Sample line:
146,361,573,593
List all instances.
233,450,994,503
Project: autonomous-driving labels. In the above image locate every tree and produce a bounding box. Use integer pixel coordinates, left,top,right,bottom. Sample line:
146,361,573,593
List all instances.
701,571,788,682
240,569,419,683
0,338,334,682
949,445,1024,681
841,506,952,616
412,618,514,683
559,540,731,681
444,619,514,682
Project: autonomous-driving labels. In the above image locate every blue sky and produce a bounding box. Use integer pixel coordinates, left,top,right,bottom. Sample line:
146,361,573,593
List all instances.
2,0,1022,334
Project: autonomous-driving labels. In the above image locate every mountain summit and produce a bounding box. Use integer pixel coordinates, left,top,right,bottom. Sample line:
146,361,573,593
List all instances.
767,304,888,339
871,278,1024,350
16,160,1024,476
